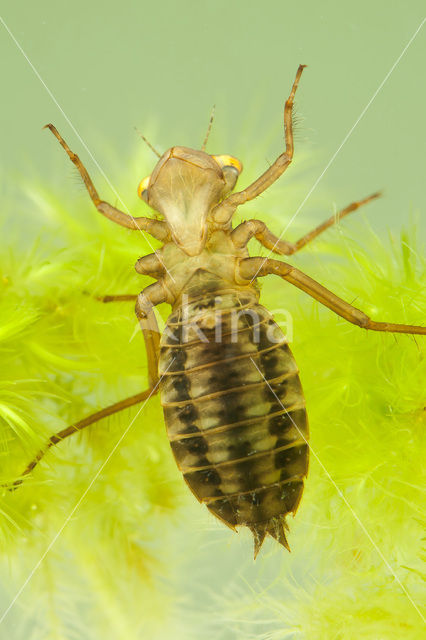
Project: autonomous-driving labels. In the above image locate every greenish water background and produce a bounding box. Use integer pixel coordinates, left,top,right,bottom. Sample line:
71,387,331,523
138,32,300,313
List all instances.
1,2,425,639
1,0,425,239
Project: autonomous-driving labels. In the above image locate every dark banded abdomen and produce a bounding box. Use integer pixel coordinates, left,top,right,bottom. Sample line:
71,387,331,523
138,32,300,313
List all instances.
159,288,309,556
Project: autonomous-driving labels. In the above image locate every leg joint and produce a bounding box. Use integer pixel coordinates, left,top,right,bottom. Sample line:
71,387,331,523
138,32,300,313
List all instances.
351,311,370,328
135,294,152,320
277,153,292,168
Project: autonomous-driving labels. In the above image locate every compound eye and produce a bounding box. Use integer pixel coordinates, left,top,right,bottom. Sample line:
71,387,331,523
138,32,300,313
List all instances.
212,154,242,174
137,175,150,202
212,154,242,193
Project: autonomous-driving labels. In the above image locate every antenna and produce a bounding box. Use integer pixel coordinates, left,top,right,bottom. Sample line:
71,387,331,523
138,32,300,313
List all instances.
201,105,216,152
134,127,161,158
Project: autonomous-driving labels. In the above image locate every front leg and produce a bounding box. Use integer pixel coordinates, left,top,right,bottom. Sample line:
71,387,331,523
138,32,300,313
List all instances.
45,124,170,242
212,64,306,224
239,257,426,335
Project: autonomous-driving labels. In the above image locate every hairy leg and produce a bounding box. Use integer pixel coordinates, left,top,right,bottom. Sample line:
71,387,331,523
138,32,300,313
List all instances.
8,282,166,489
239,257,426,335
44,124,170,241
231,192,381,255
96,252,167,303
8,386,159,490
212,64,306,224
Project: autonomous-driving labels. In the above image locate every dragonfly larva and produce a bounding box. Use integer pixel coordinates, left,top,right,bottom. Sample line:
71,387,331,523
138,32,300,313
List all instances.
10,65,425,558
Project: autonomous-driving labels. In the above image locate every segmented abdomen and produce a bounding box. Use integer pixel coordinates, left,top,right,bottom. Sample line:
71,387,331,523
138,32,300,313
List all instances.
159,287,309,555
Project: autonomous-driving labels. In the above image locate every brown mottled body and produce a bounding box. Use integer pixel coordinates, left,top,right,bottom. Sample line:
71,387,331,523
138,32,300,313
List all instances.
159,275,308,554
11,65,425,559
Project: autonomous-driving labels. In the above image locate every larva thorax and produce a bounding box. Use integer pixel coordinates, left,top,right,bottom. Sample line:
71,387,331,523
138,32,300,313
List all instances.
159,228,249,303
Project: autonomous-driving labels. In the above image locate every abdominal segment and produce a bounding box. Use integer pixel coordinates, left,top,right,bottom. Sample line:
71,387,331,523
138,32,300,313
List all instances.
159,289,309,557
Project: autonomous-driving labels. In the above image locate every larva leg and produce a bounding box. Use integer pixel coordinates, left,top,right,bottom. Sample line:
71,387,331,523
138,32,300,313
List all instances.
212,64,306,224
97,253,166,303
231,193,381,256
44,124,170,241
8,386,159,490
99,295,137,302
8,286,165,489
284,192,381,254
135,281,167,386
239,257,426,335
97,252,166,302
90,281,164,389
134,252,167,277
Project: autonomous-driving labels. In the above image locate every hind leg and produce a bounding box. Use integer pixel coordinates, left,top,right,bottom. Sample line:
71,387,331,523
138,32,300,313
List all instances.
239,257,426,335
9,386,159,489
8,285,165,489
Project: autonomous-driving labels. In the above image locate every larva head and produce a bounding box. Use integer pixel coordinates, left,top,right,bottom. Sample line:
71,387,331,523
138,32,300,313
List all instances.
137,147,242,256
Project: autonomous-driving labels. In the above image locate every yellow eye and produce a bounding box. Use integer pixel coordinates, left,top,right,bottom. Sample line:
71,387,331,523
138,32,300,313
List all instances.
212,154,243,174
137,175,150,201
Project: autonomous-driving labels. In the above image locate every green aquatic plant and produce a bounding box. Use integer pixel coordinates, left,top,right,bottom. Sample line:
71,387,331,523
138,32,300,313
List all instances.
0,147,424,639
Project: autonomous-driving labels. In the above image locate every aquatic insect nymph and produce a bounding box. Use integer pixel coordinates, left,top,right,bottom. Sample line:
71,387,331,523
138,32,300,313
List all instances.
10,65,425,558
